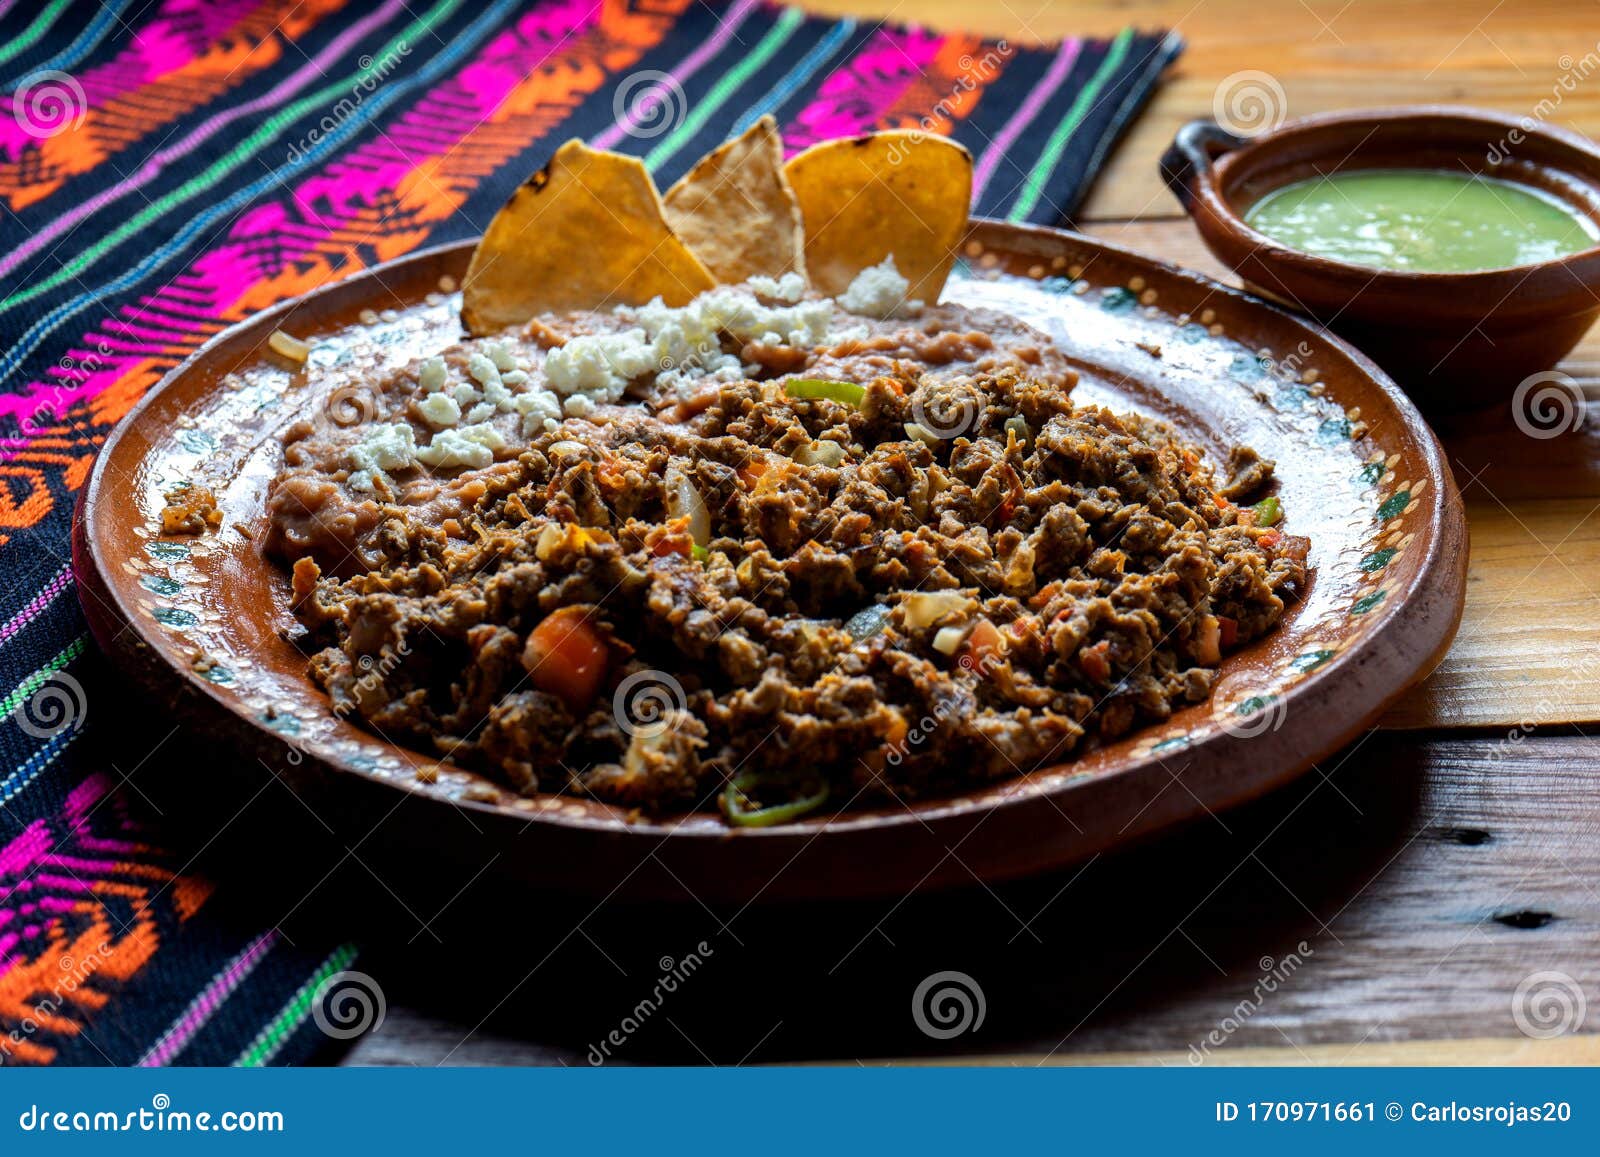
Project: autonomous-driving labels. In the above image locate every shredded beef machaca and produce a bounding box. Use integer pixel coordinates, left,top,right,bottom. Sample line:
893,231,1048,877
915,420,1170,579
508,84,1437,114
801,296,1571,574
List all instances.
267,297,1307,821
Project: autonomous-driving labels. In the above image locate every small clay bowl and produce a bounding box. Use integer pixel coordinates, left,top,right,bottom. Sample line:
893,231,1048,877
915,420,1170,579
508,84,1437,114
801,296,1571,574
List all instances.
1161,106,1600,411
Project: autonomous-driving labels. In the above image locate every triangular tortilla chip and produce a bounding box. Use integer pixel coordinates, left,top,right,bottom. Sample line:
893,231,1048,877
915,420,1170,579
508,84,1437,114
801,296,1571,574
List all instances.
662,116,806,283
462,139,715,336
785,131,971,302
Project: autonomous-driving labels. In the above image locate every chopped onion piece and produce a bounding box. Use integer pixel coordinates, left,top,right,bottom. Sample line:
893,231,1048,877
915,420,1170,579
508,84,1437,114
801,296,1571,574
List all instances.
794,439,846,467
269,329,312,364
932,625,968,655
904,422,939,448
667,471,711,546
902,591,970,630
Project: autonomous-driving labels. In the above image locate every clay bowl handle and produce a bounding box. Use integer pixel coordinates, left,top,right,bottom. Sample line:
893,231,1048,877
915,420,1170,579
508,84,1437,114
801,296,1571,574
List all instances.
1160,119,1248,209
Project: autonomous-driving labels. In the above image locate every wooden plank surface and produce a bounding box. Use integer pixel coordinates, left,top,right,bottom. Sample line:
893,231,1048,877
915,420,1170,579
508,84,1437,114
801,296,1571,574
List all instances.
938,1034,1600,1066
333,737,1600,1065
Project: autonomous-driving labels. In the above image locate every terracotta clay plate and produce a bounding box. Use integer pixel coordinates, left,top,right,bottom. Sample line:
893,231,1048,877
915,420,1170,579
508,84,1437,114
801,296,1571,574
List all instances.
72,221,1467,903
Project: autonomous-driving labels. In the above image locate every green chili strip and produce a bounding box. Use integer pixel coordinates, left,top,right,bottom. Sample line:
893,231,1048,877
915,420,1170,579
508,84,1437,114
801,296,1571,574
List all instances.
1252,496,1283,527
785,379,865,406
721,770,829,827
691,545,710,563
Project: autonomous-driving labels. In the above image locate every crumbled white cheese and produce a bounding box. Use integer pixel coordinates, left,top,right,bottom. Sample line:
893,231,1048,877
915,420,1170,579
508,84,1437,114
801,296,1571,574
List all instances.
542,289,837,407
484,342,517,373
417,392,461,428
747,272,807,303
466,353,501,389
417,356,448,392
348,422,416,474
482,376,513,412
347,469,375,493
658,362,744,394
512,388,562,436
542,327,658,402
635,289,835,349
838,256,921,319
415,422,508,469
383,266,927,475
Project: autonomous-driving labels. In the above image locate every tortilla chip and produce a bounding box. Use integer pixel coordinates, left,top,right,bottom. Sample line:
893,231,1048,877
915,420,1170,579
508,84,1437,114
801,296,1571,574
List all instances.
784,131,972,302
462,139,715,336
662,116,806,283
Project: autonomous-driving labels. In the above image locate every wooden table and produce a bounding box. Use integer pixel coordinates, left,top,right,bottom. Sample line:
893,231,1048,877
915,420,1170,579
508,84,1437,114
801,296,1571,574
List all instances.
337,0,1600,1065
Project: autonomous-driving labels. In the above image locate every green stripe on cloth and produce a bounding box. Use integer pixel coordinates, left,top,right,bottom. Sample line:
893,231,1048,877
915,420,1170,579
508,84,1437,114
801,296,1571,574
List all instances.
234,943,360,1068
0,0,73,68
0,635,85,718
1,0,463,314
1006,26,1134,223
644,5,806,170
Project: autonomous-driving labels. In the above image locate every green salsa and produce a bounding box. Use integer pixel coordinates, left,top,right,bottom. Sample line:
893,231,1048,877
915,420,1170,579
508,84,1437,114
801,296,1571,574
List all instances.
1243,168,1598,273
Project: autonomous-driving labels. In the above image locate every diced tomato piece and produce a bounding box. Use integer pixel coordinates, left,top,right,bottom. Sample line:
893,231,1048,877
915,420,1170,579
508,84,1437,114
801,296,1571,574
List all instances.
1278,534,1311,564
523,607,610,712
960,618,1006,674
644,516,694,558
1029,581,1063,610
1004,616,1041,647
1078,640,1111,682
1257,529,1282,550
737,458,769,489
994,465,1025,524
1217,615,1239,650
666,384,721,422
1213,493,1232,509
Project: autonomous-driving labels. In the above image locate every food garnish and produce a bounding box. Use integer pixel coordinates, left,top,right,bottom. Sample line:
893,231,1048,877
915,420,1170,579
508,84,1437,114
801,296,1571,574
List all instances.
784,378,866,406
721,769,830,827
784,130,971,302
662,115,805,283
461,139,715,336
